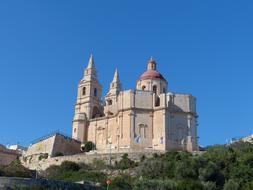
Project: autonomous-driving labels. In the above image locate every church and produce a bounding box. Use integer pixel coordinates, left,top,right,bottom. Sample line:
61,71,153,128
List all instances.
72,55,199,152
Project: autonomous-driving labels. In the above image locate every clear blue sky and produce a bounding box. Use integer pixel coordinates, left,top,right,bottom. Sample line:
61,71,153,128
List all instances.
0,1,252,147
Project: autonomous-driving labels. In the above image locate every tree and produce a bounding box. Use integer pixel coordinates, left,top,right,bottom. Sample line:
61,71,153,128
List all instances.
115,154,136,170
223,180,239,190
82,141,95,152
60,161,80,172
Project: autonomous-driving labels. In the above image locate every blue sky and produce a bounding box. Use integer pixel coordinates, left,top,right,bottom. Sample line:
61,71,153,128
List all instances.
0,1,252,147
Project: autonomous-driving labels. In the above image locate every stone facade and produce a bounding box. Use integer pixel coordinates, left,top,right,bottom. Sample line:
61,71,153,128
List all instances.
25,133,81,158
0,144,20,166
72,56,199,152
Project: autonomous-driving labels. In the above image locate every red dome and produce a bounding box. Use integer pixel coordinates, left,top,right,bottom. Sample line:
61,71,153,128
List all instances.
140,70,166,80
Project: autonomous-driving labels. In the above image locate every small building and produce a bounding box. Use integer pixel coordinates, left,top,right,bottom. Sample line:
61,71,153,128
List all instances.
8,144,27,154
25,132,81,158
0,144,20,166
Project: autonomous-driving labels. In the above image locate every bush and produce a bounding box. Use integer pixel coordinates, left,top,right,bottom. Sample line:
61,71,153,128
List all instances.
133,178,177,190
53,152,64,157
60,161,80,172
43,165,61,179
140,155,146,162
38,153,48,161
82,141,95,152
2,160,34,178
91,159,107,170
177,180,203,190
223,180,240,190
202,181,217,190
115,154,136,170
109,175,132,190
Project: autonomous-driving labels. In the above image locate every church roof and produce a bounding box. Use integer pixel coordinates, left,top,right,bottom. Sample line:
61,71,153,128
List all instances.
140,69,166,80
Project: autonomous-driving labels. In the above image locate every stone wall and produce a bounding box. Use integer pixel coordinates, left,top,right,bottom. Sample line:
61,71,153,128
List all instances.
25,133,81,158
0,177,104,190
22,151,164,171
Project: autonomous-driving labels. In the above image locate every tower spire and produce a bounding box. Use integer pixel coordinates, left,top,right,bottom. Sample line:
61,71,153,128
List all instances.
112,68,119,83
83,54,97,79
87,54,94,69
108,68,121,95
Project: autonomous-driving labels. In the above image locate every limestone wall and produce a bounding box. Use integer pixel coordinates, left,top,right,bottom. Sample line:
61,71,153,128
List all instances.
23,151,163,171
170,93,196,113
25,134,81,158
52,135,81,156
152,109,166,150
25,135,55,157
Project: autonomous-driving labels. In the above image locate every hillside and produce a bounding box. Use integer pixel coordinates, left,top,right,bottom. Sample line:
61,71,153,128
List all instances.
1,142,253,190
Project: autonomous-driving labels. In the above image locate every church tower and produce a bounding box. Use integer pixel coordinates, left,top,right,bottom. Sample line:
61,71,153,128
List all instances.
104,69,122,116
72,55,102,142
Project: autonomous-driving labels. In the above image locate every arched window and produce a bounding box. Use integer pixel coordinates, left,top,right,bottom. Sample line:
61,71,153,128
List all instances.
94,88,97,97
142,86,146,91
155,97,160,107
82,87,86,95
92,106,99,118
153,85,157,94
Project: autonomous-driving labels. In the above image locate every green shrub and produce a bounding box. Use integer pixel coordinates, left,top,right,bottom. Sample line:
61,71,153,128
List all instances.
223,180,240,190
133,178,177,190
115,154,136,170
140,155,146,162
53,152,64,157
60,161,80,172
82,141,95,152
38,153,48,161
110,175,132,190
43,165,61,179
91,158,107,170
2,160,33,178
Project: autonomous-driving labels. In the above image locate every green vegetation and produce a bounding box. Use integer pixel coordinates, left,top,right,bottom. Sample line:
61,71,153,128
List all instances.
38,153,48,161
115,153,137,170
82,141,95,152
53,152,64,157
0,160,34,178
42,161,107,186
2,142,253,190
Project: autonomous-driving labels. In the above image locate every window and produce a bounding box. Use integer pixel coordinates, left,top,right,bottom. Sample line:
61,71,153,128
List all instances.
153,85,157,94
94,88,97,97
142,86,146,91
82,87,86,95
155,97,160,107
163,88,166,93
74,128,77,133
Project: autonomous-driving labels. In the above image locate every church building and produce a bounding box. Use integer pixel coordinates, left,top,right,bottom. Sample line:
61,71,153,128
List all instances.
72,55,199,152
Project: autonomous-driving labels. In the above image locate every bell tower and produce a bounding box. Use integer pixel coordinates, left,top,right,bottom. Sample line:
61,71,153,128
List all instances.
72,55,102,142
104,69,122,116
